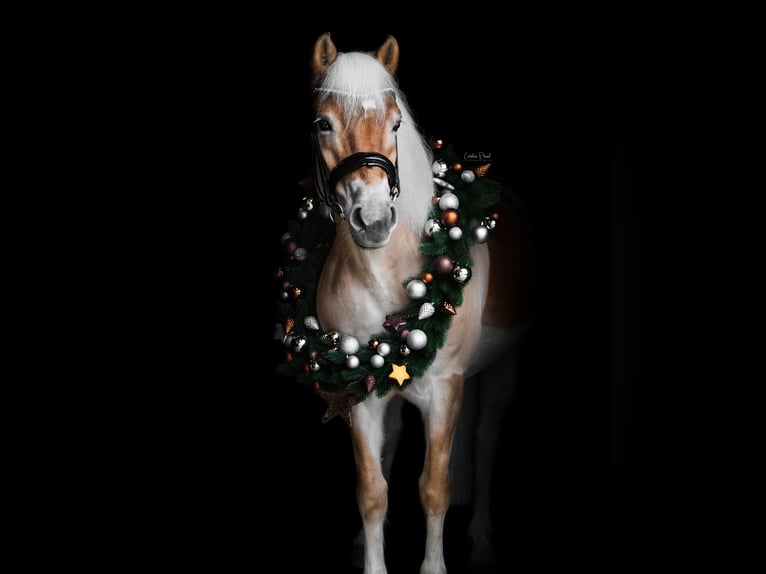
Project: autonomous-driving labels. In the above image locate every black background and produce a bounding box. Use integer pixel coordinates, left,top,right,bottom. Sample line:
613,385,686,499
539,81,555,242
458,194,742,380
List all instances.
124,21,693,573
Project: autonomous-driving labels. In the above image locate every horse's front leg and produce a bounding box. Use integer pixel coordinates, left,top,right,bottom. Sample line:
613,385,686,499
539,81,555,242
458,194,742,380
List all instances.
351,396,390,574
419,372,464,574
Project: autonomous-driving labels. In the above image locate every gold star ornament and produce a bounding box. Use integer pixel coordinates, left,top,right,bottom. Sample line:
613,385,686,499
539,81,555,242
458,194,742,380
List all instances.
388,363,411,386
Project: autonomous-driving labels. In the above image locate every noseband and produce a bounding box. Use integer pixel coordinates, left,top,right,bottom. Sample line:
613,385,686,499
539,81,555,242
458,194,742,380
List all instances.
311,108,400,218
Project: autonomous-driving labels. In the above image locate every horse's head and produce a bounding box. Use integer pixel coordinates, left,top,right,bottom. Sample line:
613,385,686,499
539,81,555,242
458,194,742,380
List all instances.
311,33,402,249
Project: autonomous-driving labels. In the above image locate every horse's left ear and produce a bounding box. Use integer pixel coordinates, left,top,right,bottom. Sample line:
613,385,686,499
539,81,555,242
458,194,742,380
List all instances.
375,35,399,75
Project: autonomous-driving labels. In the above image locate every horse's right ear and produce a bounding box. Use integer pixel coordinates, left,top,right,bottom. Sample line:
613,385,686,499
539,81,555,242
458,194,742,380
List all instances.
311,32,337,87
375,35,399,75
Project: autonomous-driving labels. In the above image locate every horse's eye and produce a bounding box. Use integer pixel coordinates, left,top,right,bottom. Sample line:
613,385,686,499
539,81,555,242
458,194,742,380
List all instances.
393,119,402,132
315,118,332,132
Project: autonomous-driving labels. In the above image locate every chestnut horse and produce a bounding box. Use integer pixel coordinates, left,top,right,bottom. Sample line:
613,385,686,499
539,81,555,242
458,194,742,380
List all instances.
306,32,531,573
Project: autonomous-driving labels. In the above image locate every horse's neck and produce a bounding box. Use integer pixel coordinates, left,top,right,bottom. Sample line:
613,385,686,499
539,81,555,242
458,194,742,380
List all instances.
316,121,433,337
317,222,423,337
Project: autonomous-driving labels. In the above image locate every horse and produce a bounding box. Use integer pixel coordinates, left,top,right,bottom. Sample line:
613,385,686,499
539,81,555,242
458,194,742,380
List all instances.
276,32,532,573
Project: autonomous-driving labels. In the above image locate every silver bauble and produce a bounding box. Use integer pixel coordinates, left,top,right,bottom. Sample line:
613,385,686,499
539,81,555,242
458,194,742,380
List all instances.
406,279,427,300
376,342,391,357
461,169,476,183
424,219,442,237
438,192,460,211
432,159,448,177
346,354,360,369
453,265,472,284
406,329,428,350
321,330,340,346
472,224,489,243
370,354,385,368
448,226,463,240
291,335,307,352
339,335,360,355
294,247,307,261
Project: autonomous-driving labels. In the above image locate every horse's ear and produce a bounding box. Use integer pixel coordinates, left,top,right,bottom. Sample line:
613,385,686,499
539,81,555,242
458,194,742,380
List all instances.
311,32,338,87
375,35,399,75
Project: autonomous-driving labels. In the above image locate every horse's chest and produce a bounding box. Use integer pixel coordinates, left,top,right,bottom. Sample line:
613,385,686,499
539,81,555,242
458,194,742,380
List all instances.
317,268,406,339
318,282,401,337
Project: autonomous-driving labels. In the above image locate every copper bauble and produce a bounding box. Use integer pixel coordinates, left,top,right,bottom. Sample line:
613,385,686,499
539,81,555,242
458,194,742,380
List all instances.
440,209,459,227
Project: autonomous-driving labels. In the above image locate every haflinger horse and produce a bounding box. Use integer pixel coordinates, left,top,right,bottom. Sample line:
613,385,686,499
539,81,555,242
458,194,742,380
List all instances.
278,32,532,574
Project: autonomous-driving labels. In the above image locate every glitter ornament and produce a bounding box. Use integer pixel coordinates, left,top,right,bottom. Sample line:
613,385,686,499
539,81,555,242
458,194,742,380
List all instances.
418,302,436,320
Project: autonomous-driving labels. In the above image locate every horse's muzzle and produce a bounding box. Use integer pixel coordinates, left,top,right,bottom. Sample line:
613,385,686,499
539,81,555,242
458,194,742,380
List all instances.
349,204,398,248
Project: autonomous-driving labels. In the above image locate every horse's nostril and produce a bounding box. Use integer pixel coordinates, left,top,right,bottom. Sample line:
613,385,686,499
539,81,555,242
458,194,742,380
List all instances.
390,206,397,226
350,206,366,231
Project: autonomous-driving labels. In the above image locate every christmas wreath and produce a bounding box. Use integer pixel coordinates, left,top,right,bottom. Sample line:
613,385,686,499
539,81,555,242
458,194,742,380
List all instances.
274,141,502,425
